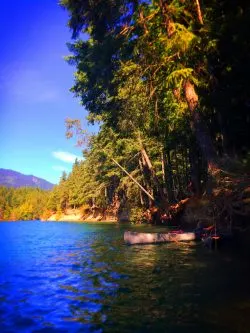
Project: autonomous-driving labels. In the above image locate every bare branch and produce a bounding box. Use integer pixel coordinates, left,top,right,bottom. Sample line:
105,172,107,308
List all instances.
194,0,204,25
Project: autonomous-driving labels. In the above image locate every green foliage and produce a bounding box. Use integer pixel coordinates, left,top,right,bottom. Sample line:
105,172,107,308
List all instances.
129,207,146,224
51,0,250,222
0,187,50,221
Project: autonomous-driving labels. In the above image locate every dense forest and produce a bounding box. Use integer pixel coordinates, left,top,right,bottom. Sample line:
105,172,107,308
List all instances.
0,187,49,221
1,1,250,227
57,0,250,225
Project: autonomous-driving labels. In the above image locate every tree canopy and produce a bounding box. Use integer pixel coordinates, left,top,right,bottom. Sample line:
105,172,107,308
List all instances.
57,0,250,223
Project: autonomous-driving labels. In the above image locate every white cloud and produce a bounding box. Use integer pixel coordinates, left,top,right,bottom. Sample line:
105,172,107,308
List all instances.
52,151,84,163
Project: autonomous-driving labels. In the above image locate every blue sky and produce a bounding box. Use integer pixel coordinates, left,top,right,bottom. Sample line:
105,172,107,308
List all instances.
0,0,96,184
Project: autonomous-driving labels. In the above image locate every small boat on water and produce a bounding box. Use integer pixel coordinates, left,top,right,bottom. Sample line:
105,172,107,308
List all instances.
124,230,196,245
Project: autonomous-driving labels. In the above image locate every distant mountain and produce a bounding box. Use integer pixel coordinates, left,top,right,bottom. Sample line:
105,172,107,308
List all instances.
0,168,54,190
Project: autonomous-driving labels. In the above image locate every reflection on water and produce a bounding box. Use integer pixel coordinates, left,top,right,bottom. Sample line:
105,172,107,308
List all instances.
0,221,250,332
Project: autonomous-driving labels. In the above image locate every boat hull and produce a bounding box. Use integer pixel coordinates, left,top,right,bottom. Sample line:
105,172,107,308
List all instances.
124,231,196,245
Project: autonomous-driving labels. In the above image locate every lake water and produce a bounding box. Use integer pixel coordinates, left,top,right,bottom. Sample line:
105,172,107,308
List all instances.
0,221,250,333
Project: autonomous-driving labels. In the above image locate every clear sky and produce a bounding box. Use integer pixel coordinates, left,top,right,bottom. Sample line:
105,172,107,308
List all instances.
0,0,96,184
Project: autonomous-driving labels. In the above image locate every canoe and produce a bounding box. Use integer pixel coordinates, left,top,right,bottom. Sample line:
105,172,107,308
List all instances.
124,230,196,245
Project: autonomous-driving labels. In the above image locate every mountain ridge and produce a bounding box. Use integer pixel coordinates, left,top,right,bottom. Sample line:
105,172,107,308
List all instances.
0,168,54,190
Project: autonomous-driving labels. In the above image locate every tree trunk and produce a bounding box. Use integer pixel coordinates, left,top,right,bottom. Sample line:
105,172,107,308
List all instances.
183,147,189,191
166,148,175,202
161,148,168,196
138,158,148,207
174,149,181,199
189,141,202,196
183,80,218,173
139,189,145,206
140,147,166,202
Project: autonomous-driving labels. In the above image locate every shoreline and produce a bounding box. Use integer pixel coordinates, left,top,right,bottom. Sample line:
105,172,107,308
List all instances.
0,219,120,224
43,208,118,223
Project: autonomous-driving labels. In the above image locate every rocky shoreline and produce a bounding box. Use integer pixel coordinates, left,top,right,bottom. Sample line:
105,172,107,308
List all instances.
44,208,118,223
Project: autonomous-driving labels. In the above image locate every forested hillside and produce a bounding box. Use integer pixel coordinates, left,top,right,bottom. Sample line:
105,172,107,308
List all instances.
0,169,54,190
50,0,250,224
0,187,50,221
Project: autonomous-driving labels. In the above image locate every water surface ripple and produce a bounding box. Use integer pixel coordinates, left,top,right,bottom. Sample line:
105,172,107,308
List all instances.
0,221,249,333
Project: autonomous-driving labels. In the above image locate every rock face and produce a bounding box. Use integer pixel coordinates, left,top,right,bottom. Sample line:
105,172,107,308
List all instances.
0,168,54,190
